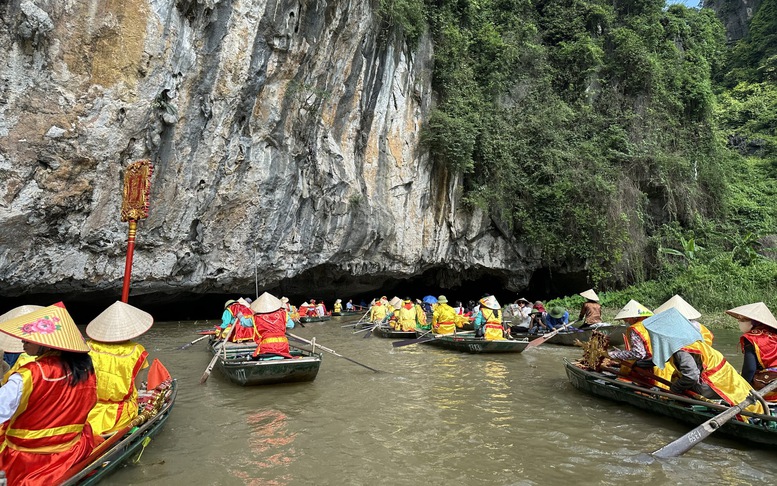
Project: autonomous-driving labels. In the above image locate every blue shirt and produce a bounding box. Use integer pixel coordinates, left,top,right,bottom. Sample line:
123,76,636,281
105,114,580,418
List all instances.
546,311,569,329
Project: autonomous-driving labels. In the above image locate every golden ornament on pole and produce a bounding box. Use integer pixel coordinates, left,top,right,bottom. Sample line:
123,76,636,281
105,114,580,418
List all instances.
121,160,153,302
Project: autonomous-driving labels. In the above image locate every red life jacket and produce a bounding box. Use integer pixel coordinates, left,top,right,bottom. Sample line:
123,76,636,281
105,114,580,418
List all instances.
253,309,292,358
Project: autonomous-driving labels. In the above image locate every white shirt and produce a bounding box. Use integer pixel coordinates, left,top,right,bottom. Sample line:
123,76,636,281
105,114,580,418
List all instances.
0,374,23,422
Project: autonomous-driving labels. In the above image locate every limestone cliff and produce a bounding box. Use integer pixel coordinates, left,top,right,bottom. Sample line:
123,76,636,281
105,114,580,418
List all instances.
0,0,537,306
704,0,763,42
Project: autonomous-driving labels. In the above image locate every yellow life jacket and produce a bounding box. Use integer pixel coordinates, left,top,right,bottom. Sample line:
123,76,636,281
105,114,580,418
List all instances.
482,308,504,341
86,340,149,436
675,341,764,416
398,305,418,331
370,303,388,322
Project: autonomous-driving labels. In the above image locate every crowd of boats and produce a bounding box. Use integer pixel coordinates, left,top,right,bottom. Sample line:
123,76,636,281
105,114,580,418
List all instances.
1,288,775,484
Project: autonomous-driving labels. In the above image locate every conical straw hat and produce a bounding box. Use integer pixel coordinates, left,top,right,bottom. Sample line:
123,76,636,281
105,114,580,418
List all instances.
654,295,701,321
481,296,501,310
86,301,154,343
250,292,283,314
579,289,599,302
389,297,402,309
0,305,43,353
0,302,89,352
614,300,654,320
726,302,777,330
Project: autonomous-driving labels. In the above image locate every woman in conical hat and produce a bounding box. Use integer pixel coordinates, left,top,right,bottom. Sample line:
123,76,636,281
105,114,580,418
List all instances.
729,302,777,399
654,295,714,346
0,305,41,380
474,296,504,340
219,298,255,343
577,289,602,328
608,300,675,388
0,302,97,486
85,300,154,436
250,292,294,359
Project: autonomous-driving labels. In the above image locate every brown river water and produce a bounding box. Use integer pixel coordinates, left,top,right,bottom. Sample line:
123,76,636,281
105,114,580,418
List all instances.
104,317,775,485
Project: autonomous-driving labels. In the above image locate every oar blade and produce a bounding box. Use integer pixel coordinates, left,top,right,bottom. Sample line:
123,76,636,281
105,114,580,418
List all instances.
651,421,718,459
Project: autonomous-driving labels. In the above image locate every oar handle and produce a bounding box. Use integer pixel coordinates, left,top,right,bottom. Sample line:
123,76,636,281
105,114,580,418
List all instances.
287,332,382,373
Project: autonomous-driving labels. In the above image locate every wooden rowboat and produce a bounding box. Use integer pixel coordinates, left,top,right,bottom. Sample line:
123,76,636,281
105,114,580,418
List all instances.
299,315,332,323
422,334,529,354
60,379,178,485
371,325,417,339
565,360,777,447
208,340,322,386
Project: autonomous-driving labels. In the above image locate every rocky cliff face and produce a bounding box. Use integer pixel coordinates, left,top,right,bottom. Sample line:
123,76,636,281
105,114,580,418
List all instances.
0,0,538,307
704,0,762,42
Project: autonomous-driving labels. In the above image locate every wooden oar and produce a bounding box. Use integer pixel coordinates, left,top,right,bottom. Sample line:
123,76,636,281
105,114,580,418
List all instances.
177,334,210,350
287,332,382,373
199,325,236,384
652,379,777,458
525,320,580,350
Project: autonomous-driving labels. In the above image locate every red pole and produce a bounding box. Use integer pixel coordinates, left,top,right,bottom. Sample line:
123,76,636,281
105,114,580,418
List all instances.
121,219,137,303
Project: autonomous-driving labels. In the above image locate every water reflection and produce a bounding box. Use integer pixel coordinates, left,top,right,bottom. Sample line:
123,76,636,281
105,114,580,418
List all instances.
231,410,296,486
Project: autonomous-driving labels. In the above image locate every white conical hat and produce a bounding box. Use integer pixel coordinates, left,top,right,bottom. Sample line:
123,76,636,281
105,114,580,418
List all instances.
726,302,777,330
0,305,44,353
614,300,654,320
86,301,154,343
579,289,599,302
389,297,402,309
0,302,90,352
481,296,501,310
654,295,701,320
250,292,283,314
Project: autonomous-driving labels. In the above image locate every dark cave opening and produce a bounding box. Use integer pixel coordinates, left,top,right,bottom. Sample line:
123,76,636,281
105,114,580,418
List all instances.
0,265,595,323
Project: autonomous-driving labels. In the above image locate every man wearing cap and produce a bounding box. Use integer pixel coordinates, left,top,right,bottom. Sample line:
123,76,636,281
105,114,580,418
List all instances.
577,289,602,328
729,302,777,400
432,296,457,335
251,292,295,359
219,298,255,343
85,301,153,436
473,296,505,340
546,306,570,331
0,302,97,485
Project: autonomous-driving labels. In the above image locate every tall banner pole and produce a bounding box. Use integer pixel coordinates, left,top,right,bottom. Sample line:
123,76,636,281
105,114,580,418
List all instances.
120,160,153,303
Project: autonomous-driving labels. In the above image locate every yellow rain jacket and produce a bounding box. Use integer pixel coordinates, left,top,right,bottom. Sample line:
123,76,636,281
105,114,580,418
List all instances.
432,303,457,335
369,303,388,322
397,303,418,332
87,340,149,436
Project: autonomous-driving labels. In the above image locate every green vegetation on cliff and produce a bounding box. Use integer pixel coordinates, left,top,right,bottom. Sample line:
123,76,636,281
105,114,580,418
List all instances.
381,0,776,313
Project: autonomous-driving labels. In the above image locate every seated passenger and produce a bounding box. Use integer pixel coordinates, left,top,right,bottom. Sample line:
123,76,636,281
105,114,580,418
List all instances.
432,296,457,335
577,289,602,328
251,292,295,359
218,298,255,342
0,302,97,485
85,301,152,436
0,305,41,383
474,296,504,340
546,306,570,331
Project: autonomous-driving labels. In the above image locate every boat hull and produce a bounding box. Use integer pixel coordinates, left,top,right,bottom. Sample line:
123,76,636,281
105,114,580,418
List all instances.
210,342,322,386
372,325,417,339
565,361,777,447
512,324,628,346
422,335,529,353
61,380,178,486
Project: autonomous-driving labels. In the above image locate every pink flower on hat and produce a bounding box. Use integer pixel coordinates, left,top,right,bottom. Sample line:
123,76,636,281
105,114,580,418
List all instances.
20,315,61,335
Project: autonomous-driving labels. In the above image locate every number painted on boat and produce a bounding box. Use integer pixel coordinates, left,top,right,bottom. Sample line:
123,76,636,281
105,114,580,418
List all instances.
237,369,246,381
468,344,482,352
